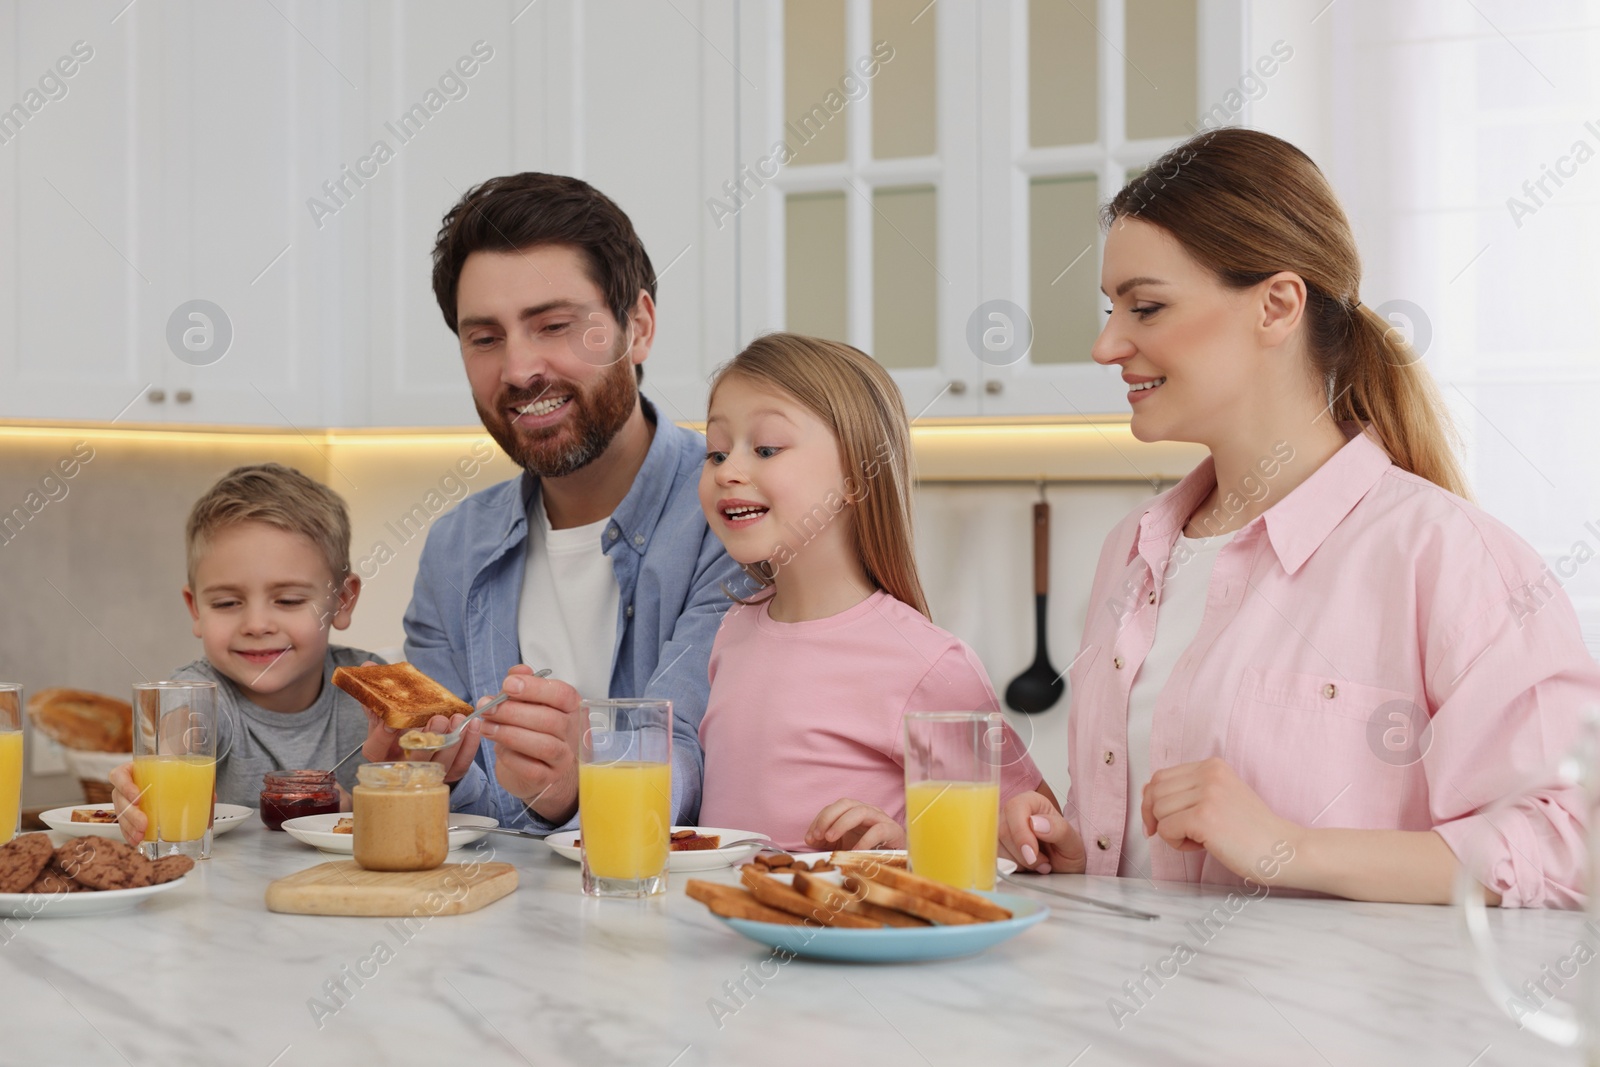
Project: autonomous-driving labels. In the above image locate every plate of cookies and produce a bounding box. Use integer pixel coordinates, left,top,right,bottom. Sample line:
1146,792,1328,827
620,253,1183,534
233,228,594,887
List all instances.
40,802,255,840
0,834,192,917
544,826,768,872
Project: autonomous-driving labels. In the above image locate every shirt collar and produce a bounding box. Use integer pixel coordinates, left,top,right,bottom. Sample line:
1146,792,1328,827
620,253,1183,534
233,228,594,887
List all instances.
510,396,682,556
1128,427,1394,576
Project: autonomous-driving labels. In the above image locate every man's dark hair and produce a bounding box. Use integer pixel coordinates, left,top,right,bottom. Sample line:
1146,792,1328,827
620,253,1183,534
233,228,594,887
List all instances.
432,173,654,383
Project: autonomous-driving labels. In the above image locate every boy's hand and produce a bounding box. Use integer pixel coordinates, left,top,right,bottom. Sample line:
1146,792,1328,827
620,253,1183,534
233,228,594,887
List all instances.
1000,790,1087,875
805,799,906,850
477,665,582,824
108,760,147,847
359,709,482,783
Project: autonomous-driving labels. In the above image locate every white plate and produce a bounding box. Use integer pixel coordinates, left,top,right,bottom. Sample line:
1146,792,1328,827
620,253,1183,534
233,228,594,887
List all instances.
781,851,1019,876
545,826,767,872
39,803,254,841
281,812,498,854
0,876,188,919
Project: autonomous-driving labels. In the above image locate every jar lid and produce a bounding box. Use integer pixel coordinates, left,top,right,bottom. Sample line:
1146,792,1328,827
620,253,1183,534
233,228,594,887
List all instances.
357,761,446,789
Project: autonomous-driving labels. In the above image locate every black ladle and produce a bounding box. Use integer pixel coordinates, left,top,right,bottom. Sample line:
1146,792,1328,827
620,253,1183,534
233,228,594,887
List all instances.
1004,494,1065,713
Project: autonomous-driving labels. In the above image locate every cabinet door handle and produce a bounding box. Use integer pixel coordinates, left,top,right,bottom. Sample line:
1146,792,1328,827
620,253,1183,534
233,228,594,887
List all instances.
947,379,968,395
985,379,1004,395
147,388,166,403
175,389,193,403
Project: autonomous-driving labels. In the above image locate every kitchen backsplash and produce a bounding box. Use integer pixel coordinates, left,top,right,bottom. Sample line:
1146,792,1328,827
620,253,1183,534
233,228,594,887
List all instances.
0,423,1161,806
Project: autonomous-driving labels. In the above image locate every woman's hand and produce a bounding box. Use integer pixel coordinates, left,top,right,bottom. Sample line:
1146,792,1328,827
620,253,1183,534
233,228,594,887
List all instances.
1000,790,1086,874
1141,757,1298,882
805,799,906,850
108,761,146,847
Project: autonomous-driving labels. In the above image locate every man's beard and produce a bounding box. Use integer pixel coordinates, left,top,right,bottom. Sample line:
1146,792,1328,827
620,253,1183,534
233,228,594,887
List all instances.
476,345,637,479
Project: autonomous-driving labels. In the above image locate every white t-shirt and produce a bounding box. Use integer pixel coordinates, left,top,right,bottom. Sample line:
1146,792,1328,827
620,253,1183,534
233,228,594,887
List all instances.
516,495,620,703
1119,530,1235,879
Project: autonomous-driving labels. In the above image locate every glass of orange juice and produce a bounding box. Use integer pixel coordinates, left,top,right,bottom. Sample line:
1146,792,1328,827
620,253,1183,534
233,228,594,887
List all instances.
0,683,23,845
905,711,1004,891
132,681,218,860
577,698,672,898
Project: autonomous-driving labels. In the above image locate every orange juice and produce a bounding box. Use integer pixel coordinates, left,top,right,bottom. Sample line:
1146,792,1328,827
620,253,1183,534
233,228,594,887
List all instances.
578,760,671,879
132,755,216,842
906,780,1000,890
0,731,21,845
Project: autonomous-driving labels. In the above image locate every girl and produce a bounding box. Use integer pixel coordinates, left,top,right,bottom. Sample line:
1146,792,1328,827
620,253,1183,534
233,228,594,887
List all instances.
1002,128,1597,907
696,333,1048,850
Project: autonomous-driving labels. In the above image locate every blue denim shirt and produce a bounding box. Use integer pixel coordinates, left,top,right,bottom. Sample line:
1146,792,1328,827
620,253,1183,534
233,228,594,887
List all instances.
402,399,742,832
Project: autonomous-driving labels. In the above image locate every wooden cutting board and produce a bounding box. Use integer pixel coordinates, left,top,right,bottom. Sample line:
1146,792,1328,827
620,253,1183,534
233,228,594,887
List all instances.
265,860,518,917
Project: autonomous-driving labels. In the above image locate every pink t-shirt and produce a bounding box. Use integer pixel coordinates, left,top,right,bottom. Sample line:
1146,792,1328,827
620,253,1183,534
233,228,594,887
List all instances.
699,590,1043,848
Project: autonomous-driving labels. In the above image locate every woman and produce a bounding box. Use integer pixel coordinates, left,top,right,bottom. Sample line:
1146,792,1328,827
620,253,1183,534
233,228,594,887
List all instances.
1002,128,1595,907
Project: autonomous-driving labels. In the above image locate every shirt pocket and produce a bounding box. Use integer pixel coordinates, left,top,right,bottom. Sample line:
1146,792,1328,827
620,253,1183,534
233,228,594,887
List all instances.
1224,667,1422,829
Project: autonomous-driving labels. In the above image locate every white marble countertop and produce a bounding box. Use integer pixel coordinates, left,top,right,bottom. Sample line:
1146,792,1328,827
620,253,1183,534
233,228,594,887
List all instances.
0,818,1586,1067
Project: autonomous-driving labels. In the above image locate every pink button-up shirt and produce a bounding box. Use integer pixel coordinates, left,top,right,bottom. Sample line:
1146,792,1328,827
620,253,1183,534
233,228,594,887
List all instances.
1067,429,1595,907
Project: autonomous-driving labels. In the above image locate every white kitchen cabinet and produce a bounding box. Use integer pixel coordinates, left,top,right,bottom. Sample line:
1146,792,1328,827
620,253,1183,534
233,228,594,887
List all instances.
0,1,342,427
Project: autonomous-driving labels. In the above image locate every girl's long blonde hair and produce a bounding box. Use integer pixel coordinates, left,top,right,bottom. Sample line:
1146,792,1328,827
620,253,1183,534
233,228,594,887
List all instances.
1105,127,1469,498
709,332,930,619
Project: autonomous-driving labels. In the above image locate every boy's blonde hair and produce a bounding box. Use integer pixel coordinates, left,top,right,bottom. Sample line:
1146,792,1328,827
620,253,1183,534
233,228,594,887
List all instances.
186,464,352,585
709,332,930,619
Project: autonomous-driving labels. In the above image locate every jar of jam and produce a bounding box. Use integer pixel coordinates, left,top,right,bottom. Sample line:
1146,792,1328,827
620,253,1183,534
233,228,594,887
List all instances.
352,761,448,871
259,770,340,831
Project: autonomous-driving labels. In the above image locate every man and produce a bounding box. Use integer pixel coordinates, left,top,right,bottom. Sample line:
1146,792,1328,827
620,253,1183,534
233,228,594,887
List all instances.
364,173,742,831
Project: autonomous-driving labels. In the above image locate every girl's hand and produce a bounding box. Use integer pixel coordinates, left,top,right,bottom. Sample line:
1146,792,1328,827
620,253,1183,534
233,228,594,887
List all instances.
1141,757,1297,881
1000,790,1086,874
805,799,906,850
108,760,147,847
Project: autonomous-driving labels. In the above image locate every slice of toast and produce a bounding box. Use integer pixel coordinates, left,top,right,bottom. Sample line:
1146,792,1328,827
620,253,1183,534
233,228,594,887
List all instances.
839,870,979,926
852,864,1012,922
739,867,882,928
792,869,930,928
331,663,472,730
669,831,722,852
70,808,120,824
686,880,806,925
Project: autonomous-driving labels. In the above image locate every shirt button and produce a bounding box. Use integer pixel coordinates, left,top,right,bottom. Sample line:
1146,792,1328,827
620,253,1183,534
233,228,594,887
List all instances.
625,604,634,618
1323,684,1337,699
1113,656,1125,670
633,533,645,547
1104,750,1115,765
1096,835,1110,850
1147,590,1156,605
608,527,620,541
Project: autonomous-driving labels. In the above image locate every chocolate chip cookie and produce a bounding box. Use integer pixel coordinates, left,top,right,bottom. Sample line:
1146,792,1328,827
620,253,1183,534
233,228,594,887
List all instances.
54,838,153,891
0,833,55,893
25,862,86,895
149,855,194,885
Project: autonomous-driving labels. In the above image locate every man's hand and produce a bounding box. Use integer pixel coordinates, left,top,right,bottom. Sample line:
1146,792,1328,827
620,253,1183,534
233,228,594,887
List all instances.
477,664,583,824
999,790,1087,874
805,799,906,850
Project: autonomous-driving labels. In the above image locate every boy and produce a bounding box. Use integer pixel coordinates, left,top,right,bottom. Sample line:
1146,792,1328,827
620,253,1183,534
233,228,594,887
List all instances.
111,464,384,840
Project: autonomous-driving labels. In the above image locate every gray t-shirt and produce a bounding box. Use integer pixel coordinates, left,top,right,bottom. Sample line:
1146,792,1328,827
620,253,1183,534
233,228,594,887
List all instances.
173,645,384,807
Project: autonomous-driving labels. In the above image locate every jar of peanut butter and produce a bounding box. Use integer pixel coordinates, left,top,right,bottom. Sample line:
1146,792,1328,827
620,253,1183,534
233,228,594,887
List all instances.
352,762,448,871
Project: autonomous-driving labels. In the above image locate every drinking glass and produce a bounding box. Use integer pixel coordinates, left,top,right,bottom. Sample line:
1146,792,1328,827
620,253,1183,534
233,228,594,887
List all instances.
0,684,22,845
904,711,1004,890
132,681,218,860
578,699,672,898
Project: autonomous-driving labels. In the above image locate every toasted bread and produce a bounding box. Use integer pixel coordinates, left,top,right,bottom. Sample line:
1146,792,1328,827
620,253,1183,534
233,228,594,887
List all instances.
853,864,1012,922
27,689,133,752
829,850,909,870
669,831,722,852
793,870,930,928
70,808,120,824
739,867,882,928
840,870,978,925
331,663,472,730
332,817,354,834
686,880,806,925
